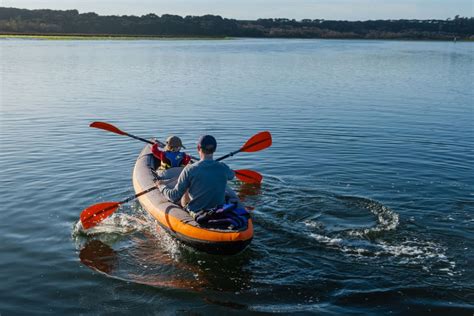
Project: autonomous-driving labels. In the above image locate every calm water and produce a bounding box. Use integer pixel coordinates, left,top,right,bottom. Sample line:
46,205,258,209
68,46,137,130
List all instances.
1,38,473,314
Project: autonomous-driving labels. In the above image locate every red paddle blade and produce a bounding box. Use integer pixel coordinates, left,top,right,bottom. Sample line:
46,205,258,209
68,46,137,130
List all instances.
241,131,272,153
80,202,120,230
235,169,263,184
90,122,126,136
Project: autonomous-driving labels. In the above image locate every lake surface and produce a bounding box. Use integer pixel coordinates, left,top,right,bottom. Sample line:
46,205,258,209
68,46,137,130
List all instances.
1,38,473,314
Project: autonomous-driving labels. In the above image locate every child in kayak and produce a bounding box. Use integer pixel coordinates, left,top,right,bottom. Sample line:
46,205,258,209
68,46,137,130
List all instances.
151,135,192,170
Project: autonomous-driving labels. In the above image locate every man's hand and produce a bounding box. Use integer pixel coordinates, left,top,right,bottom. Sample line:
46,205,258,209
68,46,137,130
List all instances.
154,178,173,191
154,180,165,193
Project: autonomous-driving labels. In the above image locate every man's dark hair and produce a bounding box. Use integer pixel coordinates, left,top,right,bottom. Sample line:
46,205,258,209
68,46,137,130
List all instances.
198,135,217,154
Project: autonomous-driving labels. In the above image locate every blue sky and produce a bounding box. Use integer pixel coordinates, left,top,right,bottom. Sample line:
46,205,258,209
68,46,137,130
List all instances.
2,0,472,20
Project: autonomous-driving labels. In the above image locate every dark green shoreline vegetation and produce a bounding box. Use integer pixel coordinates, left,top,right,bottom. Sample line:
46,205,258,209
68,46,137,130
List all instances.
0,34,229,40
1,7,472,41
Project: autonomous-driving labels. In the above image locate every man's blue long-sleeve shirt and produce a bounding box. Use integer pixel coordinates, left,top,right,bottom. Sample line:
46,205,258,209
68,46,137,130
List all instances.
158,159,234,212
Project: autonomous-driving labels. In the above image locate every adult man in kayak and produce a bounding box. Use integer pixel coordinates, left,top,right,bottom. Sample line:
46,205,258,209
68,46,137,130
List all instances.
155,135,235,213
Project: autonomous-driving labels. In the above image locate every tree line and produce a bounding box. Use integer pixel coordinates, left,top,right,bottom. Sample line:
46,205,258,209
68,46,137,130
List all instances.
0,7,472,40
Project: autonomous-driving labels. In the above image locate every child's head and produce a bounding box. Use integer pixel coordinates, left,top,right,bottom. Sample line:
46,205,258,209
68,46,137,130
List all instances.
165,135,185,152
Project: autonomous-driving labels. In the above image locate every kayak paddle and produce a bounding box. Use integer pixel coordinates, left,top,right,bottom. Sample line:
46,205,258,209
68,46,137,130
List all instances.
216,131,272,161
89,121,265,184
90,121,165,147
80,186,157,230
90,122,272,160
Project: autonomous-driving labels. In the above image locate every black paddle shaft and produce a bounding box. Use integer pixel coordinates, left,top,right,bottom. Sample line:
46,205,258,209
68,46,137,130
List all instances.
120,186,158,204
125,133,156,146
216,149,240,162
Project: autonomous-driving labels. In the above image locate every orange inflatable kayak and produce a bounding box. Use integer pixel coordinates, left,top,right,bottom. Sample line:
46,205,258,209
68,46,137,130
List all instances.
133,145,253,255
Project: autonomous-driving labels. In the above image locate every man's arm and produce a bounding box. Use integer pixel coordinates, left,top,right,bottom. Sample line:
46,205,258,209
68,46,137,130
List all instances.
225,164,235,180
158,167,191,202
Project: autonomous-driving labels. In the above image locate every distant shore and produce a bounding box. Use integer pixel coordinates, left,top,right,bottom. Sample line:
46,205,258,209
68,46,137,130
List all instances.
1,8,472,41
0,33,230,40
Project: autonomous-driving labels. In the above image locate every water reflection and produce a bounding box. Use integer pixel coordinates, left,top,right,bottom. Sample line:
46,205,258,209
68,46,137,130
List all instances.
79,239,117,274
237,182,262,211
237,183,262,199
77,230,253,295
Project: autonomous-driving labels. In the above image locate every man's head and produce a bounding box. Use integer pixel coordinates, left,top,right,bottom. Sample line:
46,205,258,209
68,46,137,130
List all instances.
165,135,185,152
197,135,217,155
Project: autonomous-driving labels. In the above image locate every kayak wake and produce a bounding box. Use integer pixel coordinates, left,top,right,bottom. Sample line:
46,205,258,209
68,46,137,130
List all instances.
252,176,457,275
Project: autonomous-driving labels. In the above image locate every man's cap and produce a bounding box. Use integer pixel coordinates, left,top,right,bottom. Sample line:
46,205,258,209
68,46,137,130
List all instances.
198,135,217,152
166,135,185,149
